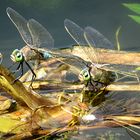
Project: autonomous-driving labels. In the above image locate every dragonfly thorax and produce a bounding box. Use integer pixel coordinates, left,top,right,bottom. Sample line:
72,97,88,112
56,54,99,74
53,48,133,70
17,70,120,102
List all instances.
11,49,24,63
43,51,52,59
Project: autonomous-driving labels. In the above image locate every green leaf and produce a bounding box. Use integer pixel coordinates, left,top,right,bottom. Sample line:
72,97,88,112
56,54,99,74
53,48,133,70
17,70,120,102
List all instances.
135,67,140,71
123,3,140,15
128,15,140,24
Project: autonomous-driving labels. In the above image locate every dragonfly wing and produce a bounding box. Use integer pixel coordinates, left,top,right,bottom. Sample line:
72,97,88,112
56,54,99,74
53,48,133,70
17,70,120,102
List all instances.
51,52,89,75
27,19,54,49
6,7,32,46
101,64,140,81
84,26,114,63
84,26,114,49
64,19,87,45
64,19,98,63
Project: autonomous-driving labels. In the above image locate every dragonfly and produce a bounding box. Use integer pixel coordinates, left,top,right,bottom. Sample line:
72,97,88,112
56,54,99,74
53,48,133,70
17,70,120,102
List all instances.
58,19,140,110
62,19,140,84
6,7,97,87
7,7,140,89
6,7,54,82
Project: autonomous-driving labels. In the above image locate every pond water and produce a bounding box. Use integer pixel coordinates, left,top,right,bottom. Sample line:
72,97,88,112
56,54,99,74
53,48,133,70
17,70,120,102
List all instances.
0,0,140,139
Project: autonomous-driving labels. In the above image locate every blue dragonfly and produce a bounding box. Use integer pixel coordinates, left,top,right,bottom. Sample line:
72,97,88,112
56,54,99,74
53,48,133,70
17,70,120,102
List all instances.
6,7,54,82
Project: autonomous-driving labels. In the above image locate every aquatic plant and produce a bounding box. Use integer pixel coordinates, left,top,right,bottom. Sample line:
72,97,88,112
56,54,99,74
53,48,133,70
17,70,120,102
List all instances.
123,3,140,24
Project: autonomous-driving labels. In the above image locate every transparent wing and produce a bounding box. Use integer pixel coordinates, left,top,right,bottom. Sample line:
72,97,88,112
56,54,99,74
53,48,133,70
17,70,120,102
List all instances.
27,19,54,49
64,19,98,63
6,7,32,46
102,64,140,80
84,26,114,63
84,26,140,80
50,52,89,74
84,26,114,49
64,19,87,45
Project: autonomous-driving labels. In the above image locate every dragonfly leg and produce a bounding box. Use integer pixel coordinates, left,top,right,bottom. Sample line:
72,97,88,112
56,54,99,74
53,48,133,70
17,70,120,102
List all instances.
89,78,106,93
30,72,36,88
12,62,22,74
25,61,36,88
12,62,24,83
89,79,99,92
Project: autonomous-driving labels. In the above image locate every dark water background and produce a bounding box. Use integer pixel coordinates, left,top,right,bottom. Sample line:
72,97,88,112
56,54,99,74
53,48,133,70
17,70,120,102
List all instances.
0,0,140,66
0,0,140,139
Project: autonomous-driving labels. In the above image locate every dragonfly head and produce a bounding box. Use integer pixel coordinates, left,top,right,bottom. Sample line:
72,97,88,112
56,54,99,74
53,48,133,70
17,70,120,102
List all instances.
79,68,91,82
11,49,24,63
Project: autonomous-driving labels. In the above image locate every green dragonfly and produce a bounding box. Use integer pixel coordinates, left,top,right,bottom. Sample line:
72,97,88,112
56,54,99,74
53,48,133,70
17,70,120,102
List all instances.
58,19,140,104
35,19,140,91
7,7,54,82
6,7,99,87
7,7,140,88
62,19,140,83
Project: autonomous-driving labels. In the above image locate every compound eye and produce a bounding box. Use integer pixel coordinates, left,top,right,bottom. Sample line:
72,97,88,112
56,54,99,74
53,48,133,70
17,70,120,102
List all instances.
83,71,90,81
17,52,22,58
79,68,90,81
11,49,24,62
16,52,24,62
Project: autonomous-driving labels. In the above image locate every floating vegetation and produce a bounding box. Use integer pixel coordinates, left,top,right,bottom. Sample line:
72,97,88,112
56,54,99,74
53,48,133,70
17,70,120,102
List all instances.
0,7,140,139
